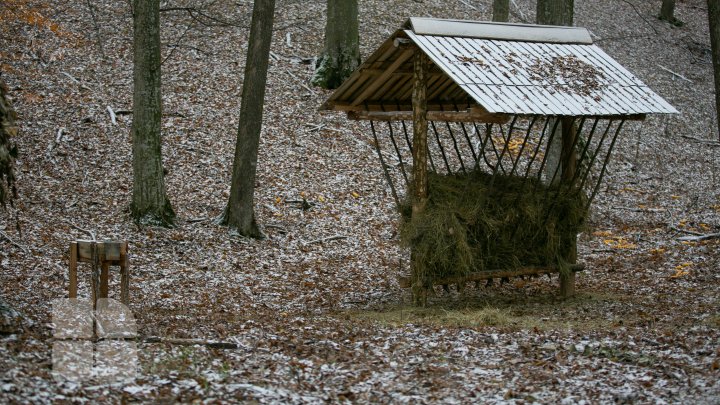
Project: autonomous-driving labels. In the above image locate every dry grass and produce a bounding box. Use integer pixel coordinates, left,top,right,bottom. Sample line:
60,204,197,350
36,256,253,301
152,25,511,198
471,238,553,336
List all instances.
347,291,635,332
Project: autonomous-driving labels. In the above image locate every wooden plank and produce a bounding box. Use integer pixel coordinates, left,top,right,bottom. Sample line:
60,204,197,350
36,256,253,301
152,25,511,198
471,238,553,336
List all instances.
77,240,97,261
351,49,415,106
347,108,511,124
398,264,586,288
103,241,122,261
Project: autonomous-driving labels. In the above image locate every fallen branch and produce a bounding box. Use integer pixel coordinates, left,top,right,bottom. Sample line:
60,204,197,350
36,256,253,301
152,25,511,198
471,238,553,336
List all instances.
458,0,477,10
670,226,704,236
681,135,720,146
284,69,315,94
186,217,209,223
107,106,117,125
47,127,65,154
61,71,80,84
658,64,693,83
264,224,288,234
0,230,29,254
304,235,348,245
678,233,720,242
613,206,666,213
65,221,97,241
143,336,239,349
510,0,529,23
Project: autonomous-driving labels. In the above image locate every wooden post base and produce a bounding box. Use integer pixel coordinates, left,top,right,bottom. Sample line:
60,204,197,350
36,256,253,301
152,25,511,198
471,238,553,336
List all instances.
560,271,575,298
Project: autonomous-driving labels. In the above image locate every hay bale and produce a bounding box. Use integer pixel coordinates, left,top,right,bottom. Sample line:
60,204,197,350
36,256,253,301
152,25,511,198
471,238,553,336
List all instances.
400,170,586,286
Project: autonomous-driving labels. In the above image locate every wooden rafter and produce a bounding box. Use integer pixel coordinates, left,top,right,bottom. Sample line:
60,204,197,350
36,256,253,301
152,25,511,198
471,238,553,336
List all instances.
350,49,415,106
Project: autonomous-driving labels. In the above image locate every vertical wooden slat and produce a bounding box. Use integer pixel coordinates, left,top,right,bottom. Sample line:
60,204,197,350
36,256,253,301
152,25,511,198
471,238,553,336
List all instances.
69,242,78,299
411,49,429,307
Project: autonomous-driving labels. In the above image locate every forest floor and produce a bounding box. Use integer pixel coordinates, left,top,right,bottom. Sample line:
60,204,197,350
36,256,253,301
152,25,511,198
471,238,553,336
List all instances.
1,0,719,403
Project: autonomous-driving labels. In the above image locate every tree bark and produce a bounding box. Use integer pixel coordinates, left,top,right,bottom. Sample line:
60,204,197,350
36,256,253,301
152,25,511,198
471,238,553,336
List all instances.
536,0,574,26
709,0,720,140
131,0,175,227
311,0,360,89
659,0,677,23
219,0,275,238
0,79,18,208
493,0,510,22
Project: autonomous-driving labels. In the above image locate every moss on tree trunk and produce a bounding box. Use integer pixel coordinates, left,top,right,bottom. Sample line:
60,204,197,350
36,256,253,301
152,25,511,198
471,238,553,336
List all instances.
0,80,18,208
311,0,359,90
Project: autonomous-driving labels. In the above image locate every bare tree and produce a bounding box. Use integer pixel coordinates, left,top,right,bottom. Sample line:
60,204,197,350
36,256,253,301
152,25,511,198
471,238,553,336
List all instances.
131,0,176,226
709,0,720,140
311,0,360,89
218,0,276,238
493,0,510,22
536,0,574,26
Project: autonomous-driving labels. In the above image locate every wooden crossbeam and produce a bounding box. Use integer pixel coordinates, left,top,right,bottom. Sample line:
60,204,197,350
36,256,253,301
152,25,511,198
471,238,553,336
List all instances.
347,108,511,124
397,264,585,289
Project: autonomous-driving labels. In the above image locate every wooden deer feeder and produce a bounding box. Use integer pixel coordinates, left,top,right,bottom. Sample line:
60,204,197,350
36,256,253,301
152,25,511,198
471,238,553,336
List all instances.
321,18,676,305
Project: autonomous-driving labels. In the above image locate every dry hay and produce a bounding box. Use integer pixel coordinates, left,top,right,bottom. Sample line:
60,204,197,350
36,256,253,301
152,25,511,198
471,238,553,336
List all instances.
399,170,587,287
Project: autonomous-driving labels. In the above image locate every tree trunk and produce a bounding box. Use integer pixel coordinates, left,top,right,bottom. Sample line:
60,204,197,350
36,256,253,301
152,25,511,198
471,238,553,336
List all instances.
311,0,360,89
493,0,510,22
659,0,679,24
218,0,275,238
0,79,18,208
709,0,720,140
131,0,175,227
536,0,574,26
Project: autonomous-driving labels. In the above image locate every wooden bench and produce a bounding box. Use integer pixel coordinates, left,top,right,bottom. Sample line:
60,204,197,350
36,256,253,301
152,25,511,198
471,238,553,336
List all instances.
68,240,129,306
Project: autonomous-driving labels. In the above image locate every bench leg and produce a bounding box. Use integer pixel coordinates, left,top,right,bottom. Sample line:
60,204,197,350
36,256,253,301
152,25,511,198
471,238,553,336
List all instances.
120,254,129,305
100,262,109,299
69,243,78,299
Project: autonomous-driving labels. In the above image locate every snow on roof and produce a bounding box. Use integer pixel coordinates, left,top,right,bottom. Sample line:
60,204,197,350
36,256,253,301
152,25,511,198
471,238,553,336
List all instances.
322,18,677,119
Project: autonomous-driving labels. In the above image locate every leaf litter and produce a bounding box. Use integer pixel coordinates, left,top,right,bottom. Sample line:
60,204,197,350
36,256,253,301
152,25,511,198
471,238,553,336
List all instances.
0,0,719,403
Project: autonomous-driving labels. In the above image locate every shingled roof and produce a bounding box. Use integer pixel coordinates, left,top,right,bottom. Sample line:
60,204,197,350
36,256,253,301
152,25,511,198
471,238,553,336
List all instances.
321,18,677,120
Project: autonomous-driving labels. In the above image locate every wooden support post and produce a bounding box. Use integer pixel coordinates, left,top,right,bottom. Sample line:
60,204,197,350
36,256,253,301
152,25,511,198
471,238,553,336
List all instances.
411,49,429,307
69,242,78,299
120,242,129,305
90,242,101,310
560,117,578,298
